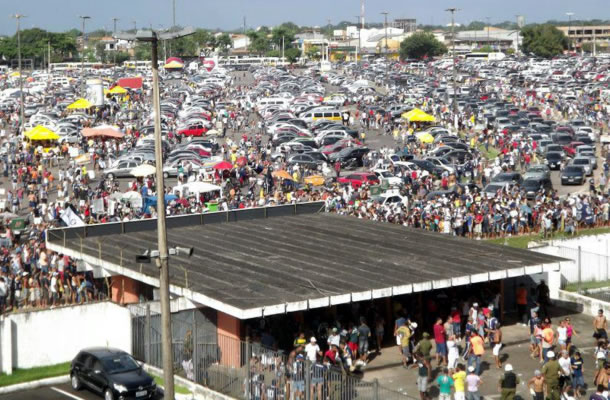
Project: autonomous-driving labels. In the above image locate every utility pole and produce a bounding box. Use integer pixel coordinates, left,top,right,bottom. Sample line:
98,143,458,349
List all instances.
486,17,490,47
12,14,26,134
381,12,389,59
281,35,285,65
172,0,176,28
133,20,137,32
445,8,458,118
79,15,91,97
566,12,574,52
327,19,332,62
355,16,361,63
47,39,51,74
112,18,119,69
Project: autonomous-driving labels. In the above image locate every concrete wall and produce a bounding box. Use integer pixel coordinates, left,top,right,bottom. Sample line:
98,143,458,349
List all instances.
556,289,610,317
0,301,132,374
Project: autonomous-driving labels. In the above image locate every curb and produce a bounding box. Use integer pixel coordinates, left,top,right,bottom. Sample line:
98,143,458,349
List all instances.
0,375,70,394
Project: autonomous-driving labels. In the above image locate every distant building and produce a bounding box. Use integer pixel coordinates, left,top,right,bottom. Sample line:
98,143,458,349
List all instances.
393,18,417,33
556,25,610,49
444,27,521,54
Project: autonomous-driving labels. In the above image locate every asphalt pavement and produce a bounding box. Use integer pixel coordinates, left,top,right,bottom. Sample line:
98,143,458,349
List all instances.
1,382,162,400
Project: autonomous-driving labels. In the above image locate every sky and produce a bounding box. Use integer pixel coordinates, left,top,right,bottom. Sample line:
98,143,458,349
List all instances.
0,0,608,35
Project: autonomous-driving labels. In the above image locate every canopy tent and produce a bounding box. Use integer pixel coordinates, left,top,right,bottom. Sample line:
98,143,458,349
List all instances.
164,60,184,69
82,126,125,139
130,164,156,178
304,175,326,186
401,108,436,123
416,132,434,144
143,194,178,213
172,182,222,198
67,98,93,110
213,161,233,170
24,125,59,141
108,85,128,94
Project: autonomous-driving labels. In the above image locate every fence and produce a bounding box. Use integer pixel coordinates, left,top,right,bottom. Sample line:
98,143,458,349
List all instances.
130,304,413,400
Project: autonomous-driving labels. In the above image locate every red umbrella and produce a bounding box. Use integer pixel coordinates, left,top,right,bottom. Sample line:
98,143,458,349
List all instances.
214,161,233,170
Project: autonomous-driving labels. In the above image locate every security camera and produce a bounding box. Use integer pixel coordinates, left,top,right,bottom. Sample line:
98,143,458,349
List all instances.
135,249,151,264
174,247,194,257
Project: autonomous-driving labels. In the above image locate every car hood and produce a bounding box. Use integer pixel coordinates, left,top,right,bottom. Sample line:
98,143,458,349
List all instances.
110,369,154,389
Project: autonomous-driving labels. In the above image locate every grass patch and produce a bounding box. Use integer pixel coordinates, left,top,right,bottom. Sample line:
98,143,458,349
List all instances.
152,375,192,395
487,226,610,249
0,362,70,387
477,144,500,160
564,280,610,292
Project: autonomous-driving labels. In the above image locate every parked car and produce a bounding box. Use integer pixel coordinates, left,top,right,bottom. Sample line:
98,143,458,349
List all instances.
337,172,379,189
103,160,140,179
70,348,156,400
560,165,585,185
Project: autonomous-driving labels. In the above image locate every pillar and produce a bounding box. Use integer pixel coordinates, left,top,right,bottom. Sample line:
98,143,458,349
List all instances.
216,311,242,367
111,275,140,304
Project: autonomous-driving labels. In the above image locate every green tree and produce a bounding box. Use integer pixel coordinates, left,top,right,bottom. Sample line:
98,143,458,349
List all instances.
246,30,270,55
134,42,152,60
95,41,108,63
399,32,447,60
478,45,493,53
306,45,320,60
215,33,232,55
520,24,568,58
284,47,301,63
114,51,130,65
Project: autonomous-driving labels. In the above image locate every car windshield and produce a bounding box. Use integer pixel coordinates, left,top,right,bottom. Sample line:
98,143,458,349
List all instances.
101,354,140,374
523,180,540,188
565,166,583,173
573,159,588,165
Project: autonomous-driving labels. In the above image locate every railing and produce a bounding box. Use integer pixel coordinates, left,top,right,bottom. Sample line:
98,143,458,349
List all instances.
130,305,415,400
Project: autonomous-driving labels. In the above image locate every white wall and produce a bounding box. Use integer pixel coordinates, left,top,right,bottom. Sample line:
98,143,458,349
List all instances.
533,234,610,284
0,301,132,374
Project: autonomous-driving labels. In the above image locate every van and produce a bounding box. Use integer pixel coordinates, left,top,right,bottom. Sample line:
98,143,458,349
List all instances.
256,97,290,109
301,110,342,124
51,76,70,88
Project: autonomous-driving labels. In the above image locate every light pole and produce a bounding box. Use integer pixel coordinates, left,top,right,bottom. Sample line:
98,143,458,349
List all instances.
79,15,91,97
566,12,574,52
381,12,389,59
446,8,459,117
486,17,490,48
354,16,361,63
112,18,119,69
114,27,194,400
515,15,523,55
12,14,26,134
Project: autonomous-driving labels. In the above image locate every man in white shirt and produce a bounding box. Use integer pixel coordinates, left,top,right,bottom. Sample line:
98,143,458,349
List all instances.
327,328,341,348
305,337,321,362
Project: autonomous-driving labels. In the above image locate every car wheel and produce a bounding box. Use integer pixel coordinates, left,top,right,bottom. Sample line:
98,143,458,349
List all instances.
104,388,114,400
71,374,81,390
163,172,169,179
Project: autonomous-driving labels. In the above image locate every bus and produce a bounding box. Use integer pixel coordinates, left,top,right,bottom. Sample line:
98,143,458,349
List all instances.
123,60,153,72
50,62,104,71
217,56,288,69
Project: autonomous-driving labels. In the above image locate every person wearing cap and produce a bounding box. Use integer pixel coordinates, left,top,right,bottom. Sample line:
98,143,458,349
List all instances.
415,332,433,364
327,327,340,348
528,370,545,400
498,364,519,400
465,365,482,400
542,351,561,400
305,336,321,363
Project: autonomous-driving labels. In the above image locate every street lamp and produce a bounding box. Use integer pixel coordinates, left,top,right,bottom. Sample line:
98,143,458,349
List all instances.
354,16,361,63
445,7,459,119
11,14,26,135
112,18,119,70
381,12,389,59
79,15,91,97
115,26,194,400
566,12,574,52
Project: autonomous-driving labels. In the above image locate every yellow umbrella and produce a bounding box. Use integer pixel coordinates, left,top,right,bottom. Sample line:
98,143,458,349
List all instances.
401,108,436,122
416,132,434,144
304,175,326,186
272,170,293,180
24,125,60,141
67,98,93,110
109,85,127,94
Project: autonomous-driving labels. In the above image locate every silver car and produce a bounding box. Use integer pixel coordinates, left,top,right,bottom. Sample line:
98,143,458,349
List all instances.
570,156,593,176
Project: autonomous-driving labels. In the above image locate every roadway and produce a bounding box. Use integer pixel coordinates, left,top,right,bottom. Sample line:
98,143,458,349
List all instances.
2,383,162,400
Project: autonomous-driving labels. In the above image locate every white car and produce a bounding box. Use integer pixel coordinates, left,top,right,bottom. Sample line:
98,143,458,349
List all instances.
373,169,403,186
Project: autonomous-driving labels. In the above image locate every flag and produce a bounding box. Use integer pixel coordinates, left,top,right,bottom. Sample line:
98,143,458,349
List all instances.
60,207,85,227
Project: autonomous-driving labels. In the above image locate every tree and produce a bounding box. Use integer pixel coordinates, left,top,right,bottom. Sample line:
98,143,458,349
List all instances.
134,42,152,60
521,24,568,58
215,33,232,55
284,47,300,63
114,51,130,65
306,45,320,60
399,32,447,60
478,45,493,53
246,30,270,55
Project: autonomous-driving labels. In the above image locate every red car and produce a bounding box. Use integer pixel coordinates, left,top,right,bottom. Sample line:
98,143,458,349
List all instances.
337,172,380,189
177,124,208,137
321,139,362,155
562,141,585,157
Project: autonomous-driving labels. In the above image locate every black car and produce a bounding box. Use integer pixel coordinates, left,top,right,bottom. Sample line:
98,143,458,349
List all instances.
328,147,370,167
410,159,445,176
545,151,563,170
560,165,585,185
491,172,523,185
71,348,156,400
522,178,553,200
286,153,325,169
